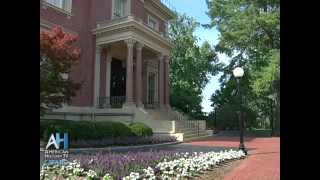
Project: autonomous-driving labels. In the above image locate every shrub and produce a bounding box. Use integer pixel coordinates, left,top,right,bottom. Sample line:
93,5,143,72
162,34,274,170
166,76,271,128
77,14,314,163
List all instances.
128,122,153,137
111,122,133,137
40,120,153,143
42,120,75,141
41,120,130,141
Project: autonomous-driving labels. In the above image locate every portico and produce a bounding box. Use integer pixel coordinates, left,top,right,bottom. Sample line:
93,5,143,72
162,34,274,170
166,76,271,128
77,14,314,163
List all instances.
93,15,172,110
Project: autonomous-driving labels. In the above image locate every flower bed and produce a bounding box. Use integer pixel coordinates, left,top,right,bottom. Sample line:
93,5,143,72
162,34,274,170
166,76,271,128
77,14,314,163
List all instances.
70,136,177,148
73,150,182,179
41,149,246,180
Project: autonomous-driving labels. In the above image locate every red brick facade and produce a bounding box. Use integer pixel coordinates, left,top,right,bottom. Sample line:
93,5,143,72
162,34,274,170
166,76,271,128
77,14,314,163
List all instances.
40,0,169,107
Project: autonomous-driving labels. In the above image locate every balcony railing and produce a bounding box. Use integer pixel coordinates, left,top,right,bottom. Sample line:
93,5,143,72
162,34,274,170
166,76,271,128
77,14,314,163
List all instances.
98,96,160,109
98,96,126,109
144,101,160,109
96,15,170,39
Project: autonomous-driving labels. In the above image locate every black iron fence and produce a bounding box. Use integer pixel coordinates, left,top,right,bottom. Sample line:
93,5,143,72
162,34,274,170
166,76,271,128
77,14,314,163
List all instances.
98,97,161,109
98,96,126,108
143,101,160,109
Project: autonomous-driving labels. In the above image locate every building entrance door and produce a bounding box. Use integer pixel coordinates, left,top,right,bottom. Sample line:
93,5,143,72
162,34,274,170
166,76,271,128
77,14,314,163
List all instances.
110,58,126,107
148,72,156,105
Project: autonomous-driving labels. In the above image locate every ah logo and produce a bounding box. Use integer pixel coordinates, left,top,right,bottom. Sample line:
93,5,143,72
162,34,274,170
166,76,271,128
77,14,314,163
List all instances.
46,133,69,150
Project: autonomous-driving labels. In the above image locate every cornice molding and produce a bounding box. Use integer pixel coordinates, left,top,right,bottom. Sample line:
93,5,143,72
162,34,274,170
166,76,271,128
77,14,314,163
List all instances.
149,0,174,19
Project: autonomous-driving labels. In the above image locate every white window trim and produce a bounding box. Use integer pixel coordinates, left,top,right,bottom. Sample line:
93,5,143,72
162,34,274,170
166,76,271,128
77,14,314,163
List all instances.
148,14,159,31
42,0,73,16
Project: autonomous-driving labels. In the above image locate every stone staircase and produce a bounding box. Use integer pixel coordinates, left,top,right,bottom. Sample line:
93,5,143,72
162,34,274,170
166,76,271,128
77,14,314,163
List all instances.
46,106,212,142
175,119,211,141
143,108,212,142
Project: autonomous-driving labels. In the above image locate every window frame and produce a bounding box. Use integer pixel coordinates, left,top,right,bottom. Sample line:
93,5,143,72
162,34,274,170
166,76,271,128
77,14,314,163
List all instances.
147,14,159,31
112,0,129,19
44,0,72,13
164,22,169,37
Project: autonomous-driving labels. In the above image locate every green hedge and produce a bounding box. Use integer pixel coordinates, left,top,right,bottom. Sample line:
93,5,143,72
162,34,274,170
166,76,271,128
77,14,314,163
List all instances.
128,122,153,137
40,120,152,141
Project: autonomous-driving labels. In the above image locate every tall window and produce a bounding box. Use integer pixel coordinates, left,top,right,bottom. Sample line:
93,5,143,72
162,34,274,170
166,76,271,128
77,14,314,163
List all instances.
114,0,126,18
45,0,72,13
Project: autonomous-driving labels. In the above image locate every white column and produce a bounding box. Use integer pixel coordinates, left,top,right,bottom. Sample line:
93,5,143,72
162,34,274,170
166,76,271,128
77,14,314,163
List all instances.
135,42,144,107
164,55,171,109
106,46,112,99
158,53,165,109
124,39,136,105
94,46,102,107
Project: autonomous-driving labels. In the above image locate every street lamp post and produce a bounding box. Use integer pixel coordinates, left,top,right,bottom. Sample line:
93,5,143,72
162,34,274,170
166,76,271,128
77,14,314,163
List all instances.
233,67,247,155
268,94,276,136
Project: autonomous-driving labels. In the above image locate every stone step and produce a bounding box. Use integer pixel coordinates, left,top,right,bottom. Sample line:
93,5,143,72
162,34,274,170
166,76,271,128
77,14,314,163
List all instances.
176,125,194,129
177,127,204,131
183,132,210,139
183,132,210,138
177,127,207,132
183,135,212,142
178,130,208,136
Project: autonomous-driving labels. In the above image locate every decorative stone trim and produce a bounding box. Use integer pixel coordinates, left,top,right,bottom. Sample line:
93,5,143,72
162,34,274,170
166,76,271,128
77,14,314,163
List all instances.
144,5,167,22
146,0,175,20
136,42,144,50
125,38,137,47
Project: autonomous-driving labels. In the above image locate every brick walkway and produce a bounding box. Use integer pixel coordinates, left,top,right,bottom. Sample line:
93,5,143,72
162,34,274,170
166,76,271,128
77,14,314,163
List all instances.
187,137,280,180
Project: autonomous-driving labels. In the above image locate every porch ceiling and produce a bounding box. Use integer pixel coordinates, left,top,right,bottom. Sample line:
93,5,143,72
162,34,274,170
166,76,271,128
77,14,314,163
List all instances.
102,41,159,61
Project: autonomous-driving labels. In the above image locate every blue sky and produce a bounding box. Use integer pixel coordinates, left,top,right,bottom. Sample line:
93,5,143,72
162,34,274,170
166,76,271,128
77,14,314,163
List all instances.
169,0,230,113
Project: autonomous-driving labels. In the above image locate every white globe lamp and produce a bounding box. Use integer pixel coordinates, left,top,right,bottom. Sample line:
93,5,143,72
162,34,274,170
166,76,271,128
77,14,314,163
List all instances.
233,67,244,78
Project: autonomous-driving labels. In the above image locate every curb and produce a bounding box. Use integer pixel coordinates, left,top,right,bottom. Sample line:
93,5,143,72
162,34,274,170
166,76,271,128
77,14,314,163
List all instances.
40,141,182,152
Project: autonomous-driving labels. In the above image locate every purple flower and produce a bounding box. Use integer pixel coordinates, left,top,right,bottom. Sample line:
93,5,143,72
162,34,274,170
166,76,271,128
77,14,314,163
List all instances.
71,150,184,179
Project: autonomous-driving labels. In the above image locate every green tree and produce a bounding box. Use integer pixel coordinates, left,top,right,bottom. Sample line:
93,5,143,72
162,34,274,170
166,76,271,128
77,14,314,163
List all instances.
40,26,81,115
206,0,280,134
169,13,221,119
